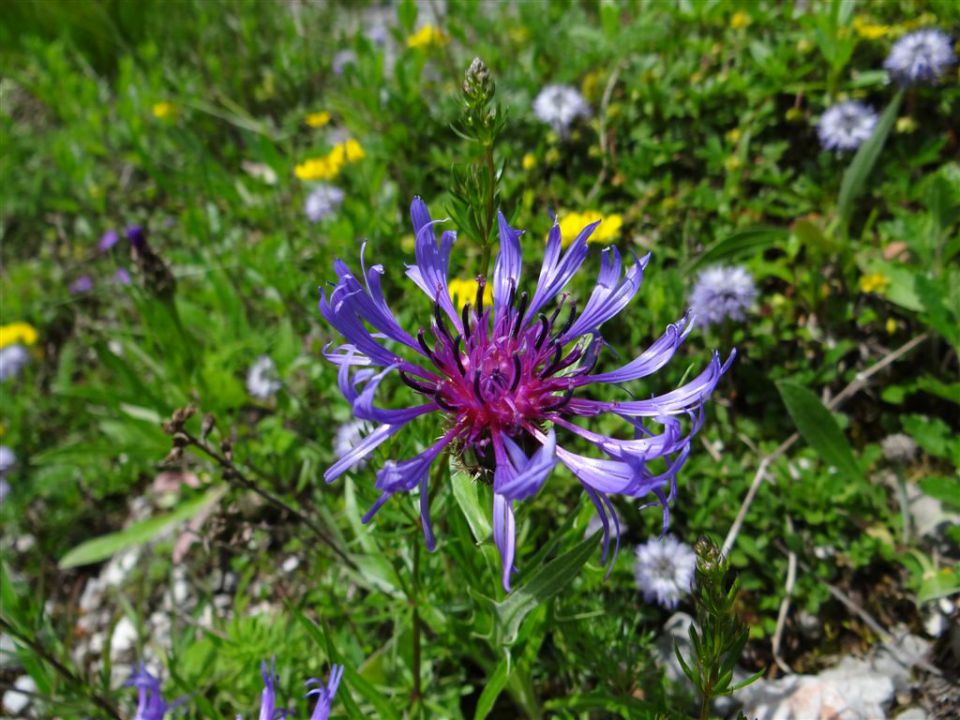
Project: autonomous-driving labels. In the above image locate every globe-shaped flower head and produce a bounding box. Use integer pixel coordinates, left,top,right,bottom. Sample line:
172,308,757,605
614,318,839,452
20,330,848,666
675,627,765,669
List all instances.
688,264,756,328
305,184,346,223
885,29,956,85
533,84,591,136
817,101,878,151
634,535,697,609
319,198,734,590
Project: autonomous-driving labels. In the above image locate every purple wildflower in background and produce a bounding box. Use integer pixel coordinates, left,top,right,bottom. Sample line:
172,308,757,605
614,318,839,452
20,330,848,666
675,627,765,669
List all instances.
99,229,120,252
126,665,169,720
885,29,956,85
115,267,133,285
817,100,878,151
688,264,756,328
0,445,13,502
305,184,346,223
0,344,30,381
532,84,591,136
634,535,697,609
126,225,147,250
306,665,344,720
247,356,282,400
333,49,357,75
69,275,94,295
320,197,733,590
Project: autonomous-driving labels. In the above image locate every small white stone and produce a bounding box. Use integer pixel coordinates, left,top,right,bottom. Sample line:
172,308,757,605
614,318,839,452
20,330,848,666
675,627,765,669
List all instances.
110,617,138,657
923,606,948,637
89,631,105,655
282,556,300,573
3,675,37,714
14,534,35,553
896,708,927,720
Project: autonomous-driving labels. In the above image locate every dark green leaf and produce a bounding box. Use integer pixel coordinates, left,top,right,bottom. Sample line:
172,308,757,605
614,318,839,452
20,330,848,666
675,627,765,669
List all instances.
776,381,863,482
59,487,226,569
493,533,598,646
837,91,903,229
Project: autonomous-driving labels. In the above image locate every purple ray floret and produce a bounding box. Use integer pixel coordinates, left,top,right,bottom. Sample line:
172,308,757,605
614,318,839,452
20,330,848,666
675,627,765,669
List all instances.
319,197,734,590
306,664,344,720
126,664,170,720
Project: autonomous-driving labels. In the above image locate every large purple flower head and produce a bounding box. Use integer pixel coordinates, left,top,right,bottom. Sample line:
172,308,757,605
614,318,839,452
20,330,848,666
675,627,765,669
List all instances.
126,664,169,720
319,198,733,590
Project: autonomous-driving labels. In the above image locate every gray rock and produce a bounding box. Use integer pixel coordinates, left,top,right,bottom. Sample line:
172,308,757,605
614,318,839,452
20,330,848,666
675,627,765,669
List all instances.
3,675,37,714
110,616,138,658
739,658,895,719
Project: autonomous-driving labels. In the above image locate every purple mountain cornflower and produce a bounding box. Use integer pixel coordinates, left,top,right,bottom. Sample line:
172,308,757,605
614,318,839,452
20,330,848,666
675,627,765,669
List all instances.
126,665,170,720
306,665,344,720
319,197,733,590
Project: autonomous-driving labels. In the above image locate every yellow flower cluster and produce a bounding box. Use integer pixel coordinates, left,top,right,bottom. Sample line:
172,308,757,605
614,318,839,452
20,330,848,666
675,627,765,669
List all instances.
557,211,623,248
294,139,365,181
0,323,38,350
305,111,331,128
152,102,176,119
407,25,449,50
521,153,537,171
448,277,493,311
859,272,890,294
730,11,751,30
852,17,890,40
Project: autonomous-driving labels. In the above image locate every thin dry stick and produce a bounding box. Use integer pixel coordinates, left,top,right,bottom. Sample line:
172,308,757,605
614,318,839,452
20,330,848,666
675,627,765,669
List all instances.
770,516,797,674
182,431,358,571
773,542,943,678
722,332,929,556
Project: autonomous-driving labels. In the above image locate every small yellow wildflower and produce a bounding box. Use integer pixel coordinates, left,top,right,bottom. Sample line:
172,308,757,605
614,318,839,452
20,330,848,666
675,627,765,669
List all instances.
152,102,176,119
0,322,38,349
730,11,751,30
896,116,917,134
852,17,890,40
521,153,537,171
724,155,742,172
508,26,529,44
556,211,623,248
342,139,365,162
305,111,331,128
886,318,898,335
725,128,742,144
581,70,602,102
448,277,493,311
407,25,449,50
859,272,890,294
294,156,341,181
293,139,364,181
785,107,804,122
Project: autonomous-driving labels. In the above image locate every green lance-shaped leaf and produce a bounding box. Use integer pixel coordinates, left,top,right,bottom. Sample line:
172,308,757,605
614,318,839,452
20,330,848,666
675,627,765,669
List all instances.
493,532,599,646
59,486,225,569
837,90,904,231
451,465,493,543
776,381,863,482
685,227,789,273
473,656,510,720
